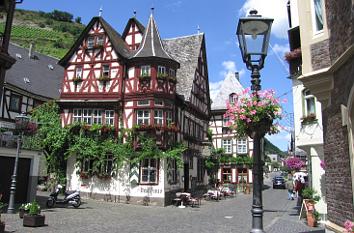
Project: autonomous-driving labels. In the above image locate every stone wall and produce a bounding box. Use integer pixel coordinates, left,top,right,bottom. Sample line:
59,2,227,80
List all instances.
310,39,330,71
325,0,354,62
323,58,354,227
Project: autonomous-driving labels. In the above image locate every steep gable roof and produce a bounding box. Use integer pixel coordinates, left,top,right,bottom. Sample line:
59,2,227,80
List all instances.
132,14,174,61
122,17,145,39
7,43,64,99
211,73,245,110
163,34,204,100
59,17,131,67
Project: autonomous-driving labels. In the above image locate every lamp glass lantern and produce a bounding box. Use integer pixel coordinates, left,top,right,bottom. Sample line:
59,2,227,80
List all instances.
236,10,273,70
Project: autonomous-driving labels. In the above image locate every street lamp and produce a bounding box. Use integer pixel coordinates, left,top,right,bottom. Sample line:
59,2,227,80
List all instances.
236,9,273,233
7,112,30,213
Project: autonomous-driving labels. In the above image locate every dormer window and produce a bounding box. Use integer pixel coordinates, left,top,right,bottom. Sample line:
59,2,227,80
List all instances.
96,35,104,46
87,36,94,49
140,65,151,77
102,65,110,77
75,66,83,79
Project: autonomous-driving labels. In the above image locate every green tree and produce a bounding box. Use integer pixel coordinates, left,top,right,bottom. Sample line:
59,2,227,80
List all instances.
30,101,69,175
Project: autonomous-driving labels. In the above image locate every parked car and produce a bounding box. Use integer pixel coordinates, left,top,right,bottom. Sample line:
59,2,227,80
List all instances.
273,176,286,189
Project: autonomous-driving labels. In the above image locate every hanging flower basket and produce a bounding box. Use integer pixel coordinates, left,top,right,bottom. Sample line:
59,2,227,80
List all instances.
224,88,284,139
284,48,302,62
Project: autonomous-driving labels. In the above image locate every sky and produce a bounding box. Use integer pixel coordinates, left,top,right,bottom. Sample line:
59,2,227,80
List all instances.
19,0,293,151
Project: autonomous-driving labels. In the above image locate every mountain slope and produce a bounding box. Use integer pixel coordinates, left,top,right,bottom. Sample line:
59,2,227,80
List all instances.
264,138,287,157
0,9,85,58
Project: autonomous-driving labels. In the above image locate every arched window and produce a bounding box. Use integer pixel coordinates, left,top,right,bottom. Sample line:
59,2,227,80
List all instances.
229,93,238,104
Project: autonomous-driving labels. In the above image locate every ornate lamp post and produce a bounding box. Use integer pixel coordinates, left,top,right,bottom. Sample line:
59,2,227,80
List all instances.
7,112,30,213
236,10,273,233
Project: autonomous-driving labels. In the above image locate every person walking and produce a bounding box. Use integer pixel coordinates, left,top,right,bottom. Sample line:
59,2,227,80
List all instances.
285,178,294,200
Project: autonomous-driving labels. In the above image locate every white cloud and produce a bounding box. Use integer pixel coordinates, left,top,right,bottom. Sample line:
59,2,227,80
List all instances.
272,43,289,55
240,0,289,39
210,61,246,100
219,60,246,79
209,80,223,100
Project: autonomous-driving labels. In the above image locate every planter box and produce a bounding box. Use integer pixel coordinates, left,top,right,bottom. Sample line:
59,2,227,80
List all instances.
23,214,45,227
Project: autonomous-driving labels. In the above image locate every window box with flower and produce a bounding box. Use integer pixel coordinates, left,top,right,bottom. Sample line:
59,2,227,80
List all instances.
301,113,317,125
72,76,83,85
22,201,45,227
224,88,283,139
284,48,302,63
98,76,111,83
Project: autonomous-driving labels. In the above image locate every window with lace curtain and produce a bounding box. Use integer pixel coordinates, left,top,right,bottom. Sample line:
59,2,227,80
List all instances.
312,0,324,33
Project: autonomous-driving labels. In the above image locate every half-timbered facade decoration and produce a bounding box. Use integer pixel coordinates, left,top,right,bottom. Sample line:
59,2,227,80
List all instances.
59,13,211,206
209,72,254,193
0,43,63,204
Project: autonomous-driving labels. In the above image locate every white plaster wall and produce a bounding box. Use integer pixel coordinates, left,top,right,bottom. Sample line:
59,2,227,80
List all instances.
67,155,166,199
126,35,132,44
292,81,324,147
135,34,142,44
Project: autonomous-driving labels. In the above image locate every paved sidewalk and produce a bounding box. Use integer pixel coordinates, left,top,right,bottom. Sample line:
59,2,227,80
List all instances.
264,194,325,233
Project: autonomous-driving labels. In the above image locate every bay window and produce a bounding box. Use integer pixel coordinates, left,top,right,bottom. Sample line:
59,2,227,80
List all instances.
140,65,151,77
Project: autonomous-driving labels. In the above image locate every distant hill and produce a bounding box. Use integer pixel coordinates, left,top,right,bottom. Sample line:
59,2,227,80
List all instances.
0,9,85,58
264,138,287,157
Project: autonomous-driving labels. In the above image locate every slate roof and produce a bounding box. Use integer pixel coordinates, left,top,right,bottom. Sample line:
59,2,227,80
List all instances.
163,34,204,100
6,43,64,99
211,72,244,110
59,17,131,66
133,14,175,61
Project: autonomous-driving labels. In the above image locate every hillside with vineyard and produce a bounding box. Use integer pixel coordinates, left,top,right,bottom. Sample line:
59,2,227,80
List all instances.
0,9,85,59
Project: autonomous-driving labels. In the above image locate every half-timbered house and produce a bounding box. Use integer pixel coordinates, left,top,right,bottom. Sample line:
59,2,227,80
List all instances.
209,72,254,193
59,13,211,206
0,43,63,203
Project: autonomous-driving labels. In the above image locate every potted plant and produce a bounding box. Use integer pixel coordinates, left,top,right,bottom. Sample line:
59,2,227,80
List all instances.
23,201,45,227
224,88,283,139
306,210,317,227
284,48,301,62
301,113,317,124
0,199,7,233
72,76,83,85
19,203,31,218
302,187,320,211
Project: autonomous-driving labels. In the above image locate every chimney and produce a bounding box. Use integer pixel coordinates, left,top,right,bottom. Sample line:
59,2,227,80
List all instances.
29,43,34,59
234,72,239,81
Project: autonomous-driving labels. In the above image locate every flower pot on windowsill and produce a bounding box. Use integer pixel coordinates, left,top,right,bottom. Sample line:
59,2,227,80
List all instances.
98,76,111,83
139,75,151,81
168,76,177,83
23,214,45,227
72,77,83,85
301,114,317,125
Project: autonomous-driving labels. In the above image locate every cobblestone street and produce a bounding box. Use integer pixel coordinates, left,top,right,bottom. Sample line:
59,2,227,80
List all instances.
2,178,325,233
